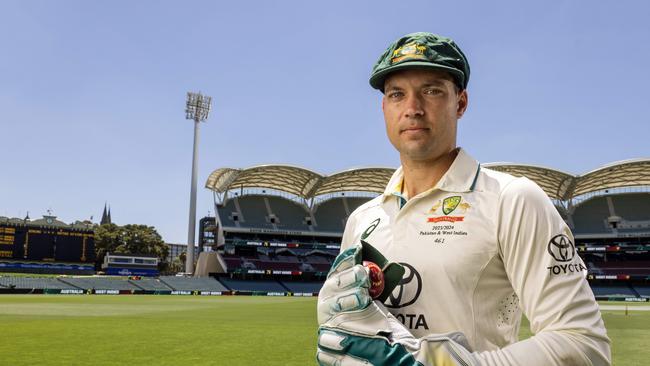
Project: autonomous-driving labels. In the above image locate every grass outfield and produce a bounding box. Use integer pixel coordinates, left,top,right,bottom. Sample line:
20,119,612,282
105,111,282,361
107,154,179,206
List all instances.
0,295,647,365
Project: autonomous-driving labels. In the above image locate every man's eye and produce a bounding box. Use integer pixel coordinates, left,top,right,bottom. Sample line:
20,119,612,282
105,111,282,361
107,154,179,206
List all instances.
424,88,442,95
388,91,403,98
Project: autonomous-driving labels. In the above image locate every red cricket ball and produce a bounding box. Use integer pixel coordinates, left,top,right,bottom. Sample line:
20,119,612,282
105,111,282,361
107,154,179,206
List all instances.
363,261,385,299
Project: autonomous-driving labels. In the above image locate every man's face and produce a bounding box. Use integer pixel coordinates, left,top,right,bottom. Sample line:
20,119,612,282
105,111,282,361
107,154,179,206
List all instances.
382,68,468,163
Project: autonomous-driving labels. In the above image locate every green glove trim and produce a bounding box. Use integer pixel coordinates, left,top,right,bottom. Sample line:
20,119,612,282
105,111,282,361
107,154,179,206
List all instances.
328,246,362,276
318,328,424,366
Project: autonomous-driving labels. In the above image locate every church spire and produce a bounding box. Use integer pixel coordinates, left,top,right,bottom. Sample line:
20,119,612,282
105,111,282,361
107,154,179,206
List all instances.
100,203,111,225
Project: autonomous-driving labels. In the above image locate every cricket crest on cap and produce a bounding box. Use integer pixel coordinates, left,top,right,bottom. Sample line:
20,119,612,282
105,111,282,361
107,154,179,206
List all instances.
391,42,428,64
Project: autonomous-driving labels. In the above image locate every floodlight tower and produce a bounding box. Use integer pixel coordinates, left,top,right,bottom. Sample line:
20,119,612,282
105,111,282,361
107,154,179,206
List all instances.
185,91,212,274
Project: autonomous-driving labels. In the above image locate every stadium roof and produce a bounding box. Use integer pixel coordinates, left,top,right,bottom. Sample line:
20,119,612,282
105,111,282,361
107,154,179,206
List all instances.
573,158,650,197
310,167,395,196
485,158,650,200
205,159,650,201
205,165,394,199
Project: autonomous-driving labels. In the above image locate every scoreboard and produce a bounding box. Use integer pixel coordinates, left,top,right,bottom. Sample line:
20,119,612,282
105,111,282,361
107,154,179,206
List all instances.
0,226,14,259
0,225,94,263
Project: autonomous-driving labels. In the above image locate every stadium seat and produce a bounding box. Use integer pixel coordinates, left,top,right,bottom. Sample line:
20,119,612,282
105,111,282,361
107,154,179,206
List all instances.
235,195,274,228
217,277,287,292
0,277,80,290
313,198,348,233
590,285,636,297
611,193,650,222
572,196,613,234
591,261,650,275
159,276,229,292
280,281,323,293
266,196,311,231
60,277,141,291
129,278,173,291
634,285,650,298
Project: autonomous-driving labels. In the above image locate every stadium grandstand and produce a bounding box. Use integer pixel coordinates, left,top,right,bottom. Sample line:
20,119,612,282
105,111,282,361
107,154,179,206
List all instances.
0,159,648,299
199,159,650,300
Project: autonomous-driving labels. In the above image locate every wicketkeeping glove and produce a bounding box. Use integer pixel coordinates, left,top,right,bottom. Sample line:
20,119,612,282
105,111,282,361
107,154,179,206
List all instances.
317,302,480,366
317,241,405,325
317,242,479,366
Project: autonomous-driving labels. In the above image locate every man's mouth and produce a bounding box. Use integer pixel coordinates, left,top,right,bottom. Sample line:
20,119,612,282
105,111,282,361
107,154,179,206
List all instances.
400,127,429,134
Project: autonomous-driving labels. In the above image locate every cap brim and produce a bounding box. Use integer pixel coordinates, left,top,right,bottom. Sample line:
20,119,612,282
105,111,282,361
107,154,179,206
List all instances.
369,61,464,91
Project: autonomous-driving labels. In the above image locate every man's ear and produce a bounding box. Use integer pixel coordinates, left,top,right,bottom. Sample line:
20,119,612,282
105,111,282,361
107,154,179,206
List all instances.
457,89,468,118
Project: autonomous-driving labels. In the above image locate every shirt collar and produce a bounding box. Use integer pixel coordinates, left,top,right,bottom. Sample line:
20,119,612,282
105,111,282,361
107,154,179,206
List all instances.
382,148,480,202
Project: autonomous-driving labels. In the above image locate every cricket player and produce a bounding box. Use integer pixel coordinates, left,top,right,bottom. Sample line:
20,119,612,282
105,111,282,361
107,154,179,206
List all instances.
316,32,611,365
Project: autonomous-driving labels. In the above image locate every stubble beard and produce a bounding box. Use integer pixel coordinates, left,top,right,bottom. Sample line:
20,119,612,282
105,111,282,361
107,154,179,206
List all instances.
399,137,439,163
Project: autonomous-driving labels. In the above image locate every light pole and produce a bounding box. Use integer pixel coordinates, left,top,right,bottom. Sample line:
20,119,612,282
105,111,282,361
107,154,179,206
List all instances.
185,91,212,274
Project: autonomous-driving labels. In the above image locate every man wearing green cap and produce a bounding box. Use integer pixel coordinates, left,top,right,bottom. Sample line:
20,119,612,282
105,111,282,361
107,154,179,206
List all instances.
316,32,611,365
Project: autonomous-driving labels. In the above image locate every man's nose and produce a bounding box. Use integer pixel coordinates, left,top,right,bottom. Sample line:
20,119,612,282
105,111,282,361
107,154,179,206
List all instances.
404,94,424,118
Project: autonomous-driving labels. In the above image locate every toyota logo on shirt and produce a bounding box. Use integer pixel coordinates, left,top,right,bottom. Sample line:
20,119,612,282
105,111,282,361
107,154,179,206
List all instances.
386,262,422,308
547,234,575,262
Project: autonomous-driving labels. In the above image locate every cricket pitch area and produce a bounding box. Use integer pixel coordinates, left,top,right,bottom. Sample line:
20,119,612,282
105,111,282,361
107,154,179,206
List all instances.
0,295,647,365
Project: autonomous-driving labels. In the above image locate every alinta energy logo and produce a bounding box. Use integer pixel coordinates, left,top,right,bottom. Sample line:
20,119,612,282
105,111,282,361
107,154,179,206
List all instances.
426,195,471,223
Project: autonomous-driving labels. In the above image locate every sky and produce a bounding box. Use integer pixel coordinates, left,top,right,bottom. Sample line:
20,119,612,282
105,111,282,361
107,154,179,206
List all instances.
0,0,648,244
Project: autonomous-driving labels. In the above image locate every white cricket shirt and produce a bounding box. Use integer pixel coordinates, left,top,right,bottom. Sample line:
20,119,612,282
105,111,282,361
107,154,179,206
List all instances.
341,148,611,366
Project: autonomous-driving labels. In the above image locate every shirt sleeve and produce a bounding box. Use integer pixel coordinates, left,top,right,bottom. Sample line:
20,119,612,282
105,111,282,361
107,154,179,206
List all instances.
474,177,611,366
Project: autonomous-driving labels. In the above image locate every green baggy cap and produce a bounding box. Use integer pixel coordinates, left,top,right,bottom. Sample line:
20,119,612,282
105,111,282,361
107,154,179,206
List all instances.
369,32,470,92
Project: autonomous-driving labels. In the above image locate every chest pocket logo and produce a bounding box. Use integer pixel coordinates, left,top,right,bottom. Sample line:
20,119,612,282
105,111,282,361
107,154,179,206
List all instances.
386,262,422,308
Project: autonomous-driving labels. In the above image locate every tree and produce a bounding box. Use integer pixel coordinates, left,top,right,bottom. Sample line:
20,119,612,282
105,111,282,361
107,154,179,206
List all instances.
169,257,184,274
94,223,122,269
94,223,169,270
